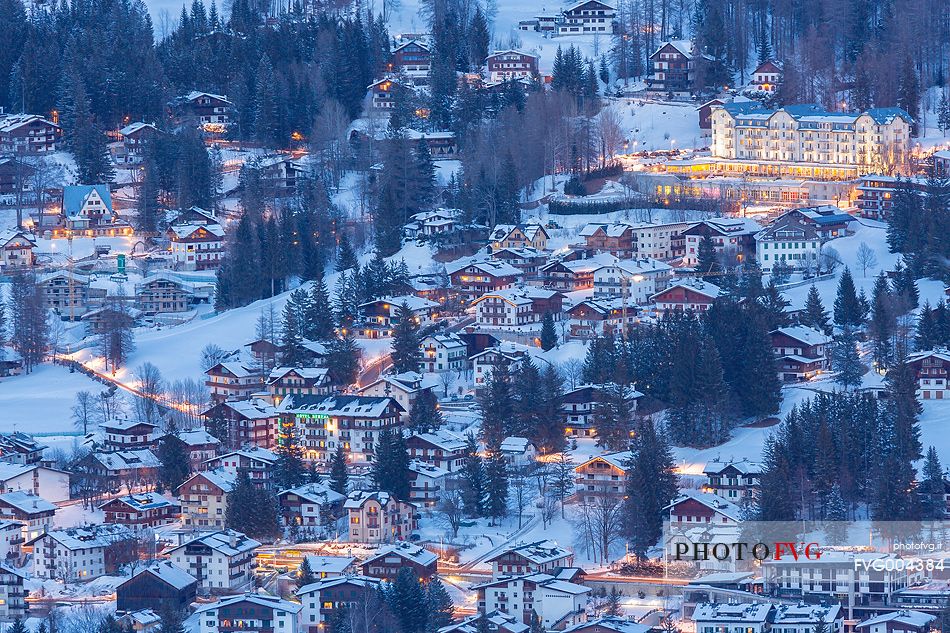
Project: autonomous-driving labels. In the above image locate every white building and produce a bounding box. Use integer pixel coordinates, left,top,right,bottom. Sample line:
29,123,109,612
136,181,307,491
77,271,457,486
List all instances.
0,520,23,561
357,371,439,417
0,491,56,541
557,0,615,35
632,221,689,259
710,102,913,174
0,564,26,620
593,258,672,304
0,463,70,502
855,611,935,633
471,286,564,327
486,540,574,579
756,215,823,272
296,576,382,631
28,524,135,580
421,333,468,374
197,594,302,633
408,460,449,506
166,530,261,592
772,604,843,633
475,572,589,629
693,603,774,633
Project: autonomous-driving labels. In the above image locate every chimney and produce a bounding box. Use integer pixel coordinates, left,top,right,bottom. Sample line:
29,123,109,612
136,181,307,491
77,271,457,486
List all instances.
229,531,238,548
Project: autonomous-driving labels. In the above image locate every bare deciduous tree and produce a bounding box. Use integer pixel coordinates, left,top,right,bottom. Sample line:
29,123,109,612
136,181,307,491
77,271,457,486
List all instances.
856,242,878,277
72,391,97,434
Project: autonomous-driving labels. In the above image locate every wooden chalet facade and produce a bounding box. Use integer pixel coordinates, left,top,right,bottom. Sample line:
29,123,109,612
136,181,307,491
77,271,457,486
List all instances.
448,260,520,304
204,362,265,403
0,114,62,153
579,223,635,257
0,230,36,270
750,60,782,92
906,349,950,400
703,459,762,503
557,0,616,34
202,399,279,449
488,224,550,251
770,326,830,382
116,561,197,614
390,40,431,74
135,274,195,315
486,50,540,83
650,280,721,315
100,493,180,529
359,542,438,581
647,41,696,95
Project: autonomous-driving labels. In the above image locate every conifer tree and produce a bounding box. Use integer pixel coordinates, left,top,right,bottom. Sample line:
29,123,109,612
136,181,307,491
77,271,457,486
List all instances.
297,557,317,588
326,331,360,386
336,231,358,272
383,568,428,633
304,275,336,342
280,293,305,367
274,430,306,491
372,428,410,500
540,313,558,350
408,389,443,433
426,579,455,630
479,358,514,451
823,483,848,544
460,433,486,516
834,267,864,328
802,285,830,332
624,421,678,558
696,234,721,280
484,449,508,524
831,328,864,389
917,301,938,350
869,273,895,370
391,303,422,373
329,445,348,494
919,446,946,520
157,429,191,493
594,382,634,451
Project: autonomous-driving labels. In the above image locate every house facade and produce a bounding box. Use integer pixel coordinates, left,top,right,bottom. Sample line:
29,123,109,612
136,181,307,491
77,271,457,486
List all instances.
486,51,539,83
0,114,62,153
557,0,615,34
343,490,417,544
770,326,831,381
166,530,261,593
906,349,950,399
647,41,695,95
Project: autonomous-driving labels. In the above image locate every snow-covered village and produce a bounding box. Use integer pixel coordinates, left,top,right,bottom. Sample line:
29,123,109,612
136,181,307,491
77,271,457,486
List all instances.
1,0,950,632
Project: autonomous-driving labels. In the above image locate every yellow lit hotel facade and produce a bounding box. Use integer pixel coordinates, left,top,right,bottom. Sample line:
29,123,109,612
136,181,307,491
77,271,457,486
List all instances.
641,102,913,206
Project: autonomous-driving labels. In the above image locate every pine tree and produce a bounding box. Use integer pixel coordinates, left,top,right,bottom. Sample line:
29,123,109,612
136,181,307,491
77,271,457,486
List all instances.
833,267,864,328
9,271,50,373
540,313,558,350
326,331,360,386
625,421,678,558
408,389,443,434
304,275,336,341
390,303,422,373
280,293,305,367
336,231,358,271
594,382,634,451
297,557,317,588
869,273,895,370
919,446,946,520
157,430,191,494
604,587,623,616
802,285,830,332
383,568,428,633
372,428,410,500
274,430,306,491
329,445,348,494
479,357,514,451
917,302,938,350
831,329,864,389
8,619,25,633
460,433,486,516
823,483,848,544
426,579,454,630
696,234,721,280
484,449,509,524
939,93,950,135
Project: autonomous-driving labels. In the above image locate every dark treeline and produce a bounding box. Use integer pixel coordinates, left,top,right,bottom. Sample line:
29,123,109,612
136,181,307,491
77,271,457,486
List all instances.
611,0,947,114
581,282,784,448
886,176,950,282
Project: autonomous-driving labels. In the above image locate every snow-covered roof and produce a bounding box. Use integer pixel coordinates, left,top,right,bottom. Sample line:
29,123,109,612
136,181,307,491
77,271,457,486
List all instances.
702,458,762,476
472,285,561,307
182,90,232,105
63,184,113,217
488,223,549,244
408,459,450,479
195,592,300,615
136,272,197,292
774,604,841,625
687,216,762,236
173,529,261,557
579,222,633,238
268,366,329,381
596,257,672,276
409,429,467,452
102,417,158,431
421,333,467,350
119,122,158,137
119,610,162,627
168,222,225,240
499,436,533,455
279,394,404,417
296,575,382,597
447,257,521,278
856,611,935,629
184,468,238,492
207,398,277,420
487,49,539,60
126,561,197,590
771,326,831,347
0,491,56,514
362,541,438,567
906,348,950,364
100,492,178,512
36,270,89,285
665,490,742,521
562,618,652,633
488,539,571,565
30,524,134,550
344,489,408,509
359,295,439,312
0,463,42,483
0,113,59,133
694,603,774,623
651,279,722,301
577,451,632,471
303,555,355,575
91,449,161,471
651,40,694,59
279,482,346,505
0,229,36,248
175,429,220,447
208,447,278,465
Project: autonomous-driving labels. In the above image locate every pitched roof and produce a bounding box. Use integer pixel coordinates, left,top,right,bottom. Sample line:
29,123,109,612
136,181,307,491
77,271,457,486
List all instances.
303,555,355,574
0,113,59,133
577,451,632,471
99,492,178,512
63,185,113,217
562,618,652,633
359,295,439,312
125,561,197,590
488,539,571,565
693,603,774,623
651,40,694,59
770,325,831,347
182,91,232,104
362,541,438,567
279,482,346,505
665,490,743,521
195,592,300,615
0,491,56,514
0,230,36,248
90,449,161,471
702,459,763,476
651,279,722,301
408,429,467,452
172,529,261,557
856,611,934,629
183,468,238,493
175,429,220,447
268,366,329,381
277,394,404,417
296,575,382,596
29,524,134,550
774,604,841,625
